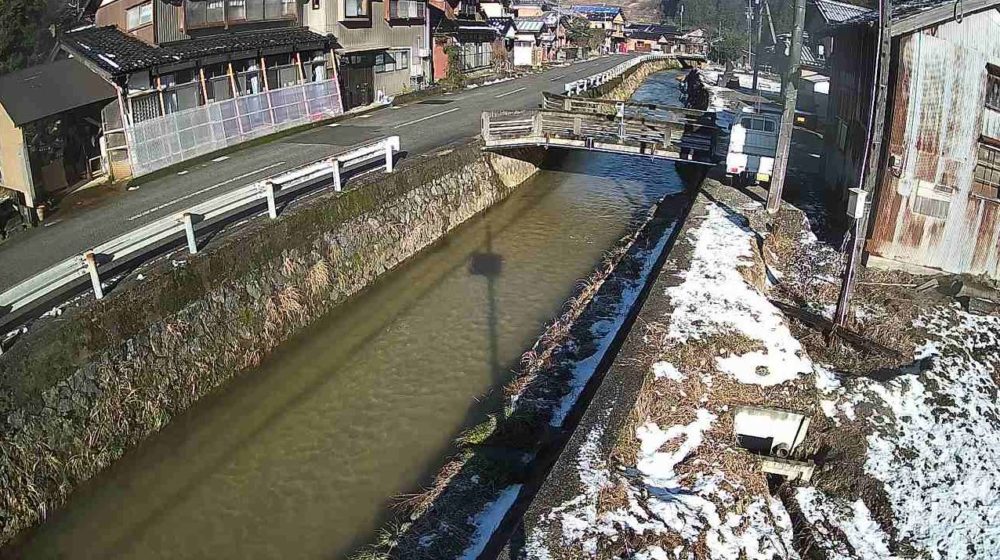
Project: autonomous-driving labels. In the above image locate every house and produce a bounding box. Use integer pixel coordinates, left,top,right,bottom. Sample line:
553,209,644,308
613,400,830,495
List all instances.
429,0,497,80
676,28,707,56
0,59,117,215
302,0,429,106
806,0,868,66
570,5,626,53
510,0,544,17
825,0,1000,279
625,29,664,52
513,16,544,66
60,16,339,179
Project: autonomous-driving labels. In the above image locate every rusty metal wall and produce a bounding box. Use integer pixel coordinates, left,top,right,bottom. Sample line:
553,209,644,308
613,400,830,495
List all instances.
868,10,1000,279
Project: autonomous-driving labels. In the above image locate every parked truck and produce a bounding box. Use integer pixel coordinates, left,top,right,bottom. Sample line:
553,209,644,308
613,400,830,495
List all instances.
724,106,781,187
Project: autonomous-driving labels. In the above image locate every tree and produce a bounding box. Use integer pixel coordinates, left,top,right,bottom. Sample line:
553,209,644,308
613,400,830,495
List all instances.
565,17,604,50
710,30,745,63
0,0,50,74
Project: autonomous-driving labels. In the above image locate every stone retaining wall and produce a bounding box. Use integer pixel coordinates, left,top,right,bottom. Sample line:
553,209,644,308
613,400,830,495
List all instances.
0,144,543,548
587,58,680,101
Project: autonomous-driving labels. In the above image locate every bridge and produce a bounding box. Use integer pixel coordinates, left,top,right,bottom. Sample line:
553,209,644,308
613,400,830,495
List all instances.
481,93,720,165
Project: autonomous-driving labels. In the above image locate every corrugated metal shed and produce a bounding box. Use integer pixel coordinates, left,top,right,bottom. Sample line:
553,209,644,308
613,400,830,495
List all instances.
867,10,1000,278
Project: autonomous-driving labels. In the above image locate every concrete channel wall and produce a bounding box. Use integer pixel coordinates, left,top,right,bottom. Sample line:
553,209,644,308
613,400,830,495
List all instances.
0,143,543,548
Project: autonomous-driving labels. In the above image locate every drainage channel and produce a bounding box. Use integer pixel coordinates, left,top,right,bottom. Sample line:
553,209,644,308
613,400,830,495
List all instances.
12,70,693,560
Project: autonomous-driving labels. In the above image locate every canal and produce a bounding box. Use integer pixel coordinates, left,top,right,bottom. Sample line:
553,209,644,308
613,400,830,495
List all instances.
15,70,691,559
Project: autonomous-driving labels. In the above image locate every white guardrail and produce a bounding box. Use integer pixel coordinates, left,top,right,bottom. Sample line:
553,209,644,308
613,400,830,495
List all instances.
0,136,401,327
564,53,677,96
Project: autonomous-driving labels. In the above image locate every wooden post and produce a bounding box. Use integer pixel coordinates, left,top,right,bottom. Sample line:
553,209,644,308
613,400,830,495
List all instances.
199,67,210,104
182,213,198,254
332,159,342,191
834,0,892,328
228,62,246,137
295,52,306,82
84,252,103,300
156,76,167,116
227,62,239,97
264,181,278,218
260,56,277,126
764,0,805,214
384,142,394,173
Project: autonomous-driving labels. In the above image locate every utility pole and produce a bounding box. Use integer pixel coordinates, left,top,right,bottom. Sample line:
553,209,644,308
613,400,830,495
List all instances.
764,0,805,214
834,0,893,328
751,0,764,94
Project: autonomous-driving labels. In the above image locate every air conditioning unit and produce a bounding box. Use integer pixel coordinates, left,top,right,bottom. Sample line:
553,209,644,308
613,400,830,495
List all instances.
417,47,431,58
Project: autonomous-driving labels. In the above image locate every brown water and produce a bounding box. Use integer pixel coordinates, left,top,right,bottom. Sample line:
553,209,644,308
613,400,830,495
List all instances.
17,71,690,560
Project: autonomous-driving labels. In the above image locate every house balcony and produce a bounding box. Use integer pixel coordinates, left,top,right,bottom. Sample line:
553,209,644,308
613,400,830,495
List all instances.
183,0,297,30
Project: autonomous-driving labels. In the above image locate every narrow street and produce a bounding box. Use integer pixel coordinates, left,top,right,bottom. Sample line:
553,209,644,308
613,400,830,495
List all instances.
0,55,629,291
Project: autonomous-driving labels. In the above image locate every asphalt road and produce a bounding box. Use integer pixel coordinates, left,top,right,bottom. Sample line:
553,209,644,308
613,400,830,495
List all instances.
0,55,632,291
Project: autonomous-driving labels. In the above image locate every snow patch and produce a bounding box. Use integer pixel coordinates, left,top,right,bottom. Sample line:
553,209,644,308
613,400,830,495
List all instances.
665,203,811,386
652,361,685,381
457,484,522,560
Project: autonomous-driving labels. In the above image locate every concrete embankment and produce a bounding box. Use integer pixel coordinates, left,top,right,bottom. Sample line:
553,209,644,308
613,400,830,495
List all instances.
0,143,543,547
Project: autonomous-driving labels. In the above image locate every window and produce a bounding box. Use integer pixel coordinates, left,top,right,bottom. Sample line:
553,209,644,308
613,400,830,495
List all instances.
127,1,153,29
374,50,410,73
973,141,1000,200
228,0,246,19
987,65,1000,111
345,0,365,17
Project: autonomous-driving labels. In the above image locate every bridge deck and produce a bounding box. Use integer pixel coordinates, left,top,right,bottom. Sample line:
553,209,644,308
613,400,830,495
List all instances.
481,101,720,165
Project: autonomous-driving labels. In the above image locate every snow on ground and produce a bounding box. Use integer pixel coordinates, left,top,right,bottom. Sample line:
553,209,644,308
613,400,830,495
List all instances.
550,226,676,427
666,203,812,386
804,306,1000,559
457,484,523,560
526,408,798,560
795,487,899,560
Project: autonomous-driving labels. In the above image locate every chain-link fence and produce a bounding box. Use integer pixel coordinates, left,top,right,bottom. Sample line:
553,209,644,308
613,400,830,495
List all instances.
126,78,343,177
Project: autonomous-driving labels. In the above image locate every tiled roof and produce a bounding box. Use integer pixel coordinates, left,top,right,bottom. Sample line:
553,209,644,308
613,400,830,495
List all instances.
627,30,664,41
487,17,516,35
812,0,868,24
61,25,330,77
0,59,116,126
836,0,1000,30
570,4,622,20
514,18,545,32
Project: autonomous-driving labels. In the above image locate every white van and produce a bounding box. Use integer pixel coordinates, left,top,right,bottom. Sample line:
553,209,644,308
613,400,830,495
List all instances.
725,111,780,186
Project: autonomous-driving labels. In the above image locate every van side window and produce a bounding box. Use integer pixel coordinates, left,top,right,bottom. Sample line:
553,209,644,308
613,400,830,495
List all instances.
764,120,775,132
741,117,752,128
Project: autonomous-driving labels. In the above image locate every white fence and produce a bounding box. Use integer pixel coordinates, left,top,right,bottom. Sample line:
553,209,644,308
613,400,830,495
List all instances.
128,79,344,177
564,53,682,96
0,136,400,331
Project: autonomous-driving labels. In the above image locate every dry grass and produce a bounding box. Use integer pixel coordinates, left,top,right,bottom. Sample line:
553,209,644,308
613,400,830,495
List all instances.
305,260,332,298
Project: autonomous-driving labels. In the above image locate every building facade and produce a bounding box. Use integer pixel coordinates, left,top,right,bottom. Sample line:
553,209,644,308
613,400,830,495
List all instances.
302,0,429,106
62,0,342,178
826,1,1000,279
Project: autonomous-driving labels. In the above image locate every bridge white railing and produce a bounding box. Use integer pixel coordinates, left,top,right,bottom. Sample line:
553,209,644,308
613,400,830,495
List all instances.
565,53,690,96
0,136,400,329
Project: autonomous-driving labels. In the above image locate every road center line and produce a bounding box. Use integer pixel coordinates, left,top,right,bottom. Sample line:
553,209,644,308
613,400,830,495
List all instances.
494,87,527,98
394,107,461,128
127,161,287,221
549,74,570,81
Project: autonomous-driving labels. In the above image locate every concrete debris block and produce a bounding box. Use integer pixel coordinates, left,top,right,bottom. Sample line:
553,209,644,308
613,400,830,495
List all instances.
967,297,1000,316
761,456,815,482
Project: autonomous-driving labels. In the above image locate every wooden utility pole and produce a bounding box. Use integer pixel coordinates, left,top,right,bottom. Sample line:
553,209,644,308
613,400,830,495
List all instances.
834,0,893,327
765,0,805,214
751,0,764,94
